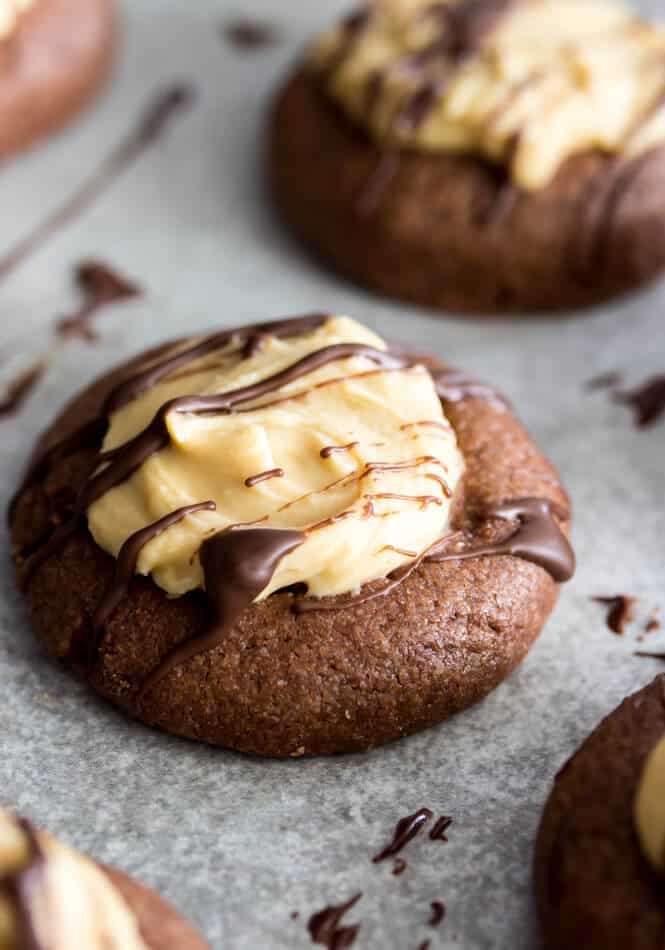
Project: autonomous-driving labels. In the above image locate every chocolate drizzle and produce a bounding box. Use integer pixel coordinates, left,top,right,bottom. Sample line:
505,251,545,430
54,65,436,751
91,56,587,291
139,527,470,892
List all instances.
0,84,196,283
372,808,433,863
13,315,573,691
1,819,46,950
140,528,305,695
245,468,285,487
56,261,141,342
429,815,453,841
307,892,362,949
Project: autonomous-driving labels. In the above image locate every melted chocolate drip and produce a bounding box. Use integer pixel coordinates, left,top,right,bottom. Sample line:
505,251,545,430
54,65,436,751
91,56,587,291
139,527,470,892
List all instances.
244,468,285,487
140,528,305,695
428,901,446,927
614,374,665,428
593,595,636,635
93,502,216,635
56,261,141,342
429,815,453,841
308,892,362,949
372,808,433,863
0,84,196,283
1,819,46,950
0,360,47,419
223,19,279,50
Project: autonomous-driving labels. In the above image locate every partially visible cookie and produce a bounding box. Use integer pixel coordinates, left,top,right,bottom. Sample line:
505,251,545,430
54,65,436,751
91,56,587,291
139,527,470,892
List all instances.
270,0,665,314
0,807,208,949
535,676,665,950
0,0,115,161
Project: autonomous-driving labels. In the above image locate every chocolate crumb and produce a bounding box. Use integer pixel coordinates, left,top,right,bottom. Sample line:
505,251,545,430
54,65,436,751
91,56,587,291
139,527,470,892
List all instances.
429,815,453,841
0,360,47,418
614,375,665,428
585,370,622,391
428,901,446,927
593,595,636,635
223,19,279,50
308,893,362,949
372,808,433,863
392,858,407,876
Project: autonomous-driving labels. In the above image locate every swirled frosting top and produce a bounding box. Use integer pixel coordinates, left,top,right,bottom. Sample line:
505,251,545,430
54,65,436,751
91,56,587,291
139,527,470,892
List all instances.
309,0,665,189
87,316,464,602
635,732,665,874
0,809,147,950
0,0,37,40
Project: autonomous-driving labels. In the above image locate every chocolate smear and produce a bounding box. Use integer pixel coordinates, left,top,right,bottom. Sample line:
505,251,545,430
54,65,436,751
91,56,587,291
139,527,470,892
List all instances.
372,808,433,863
56,261,141,342
428,901,446,927
585,370,623,391
429,815,453,841
0,360,47,418
614,374,665,428
308,892,362,949
0,83,196,282
223,19,280,50
593,595,636,635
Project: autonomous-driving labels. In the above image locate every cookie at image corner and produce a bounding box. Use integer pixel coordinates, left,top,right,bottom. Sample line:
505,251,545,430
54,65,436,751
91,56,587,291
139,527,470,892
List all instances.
0,806,209,949
269,0,665,314
0,0,115,162
10,313,574,756
535,675,665,950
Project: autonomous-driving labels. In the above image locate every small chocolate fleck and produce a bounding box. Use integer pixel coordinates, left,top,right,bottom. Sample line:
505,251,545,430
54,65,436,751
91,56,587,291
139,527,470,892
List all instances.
372,808,433,863
392,858,408,876
0,360,47,418
223,19,279,50
308,893,362,949
428,901,446,927
614,375,665,428
291,911,300,920
429,815,453,841
585,370,623,391
593,595,637,635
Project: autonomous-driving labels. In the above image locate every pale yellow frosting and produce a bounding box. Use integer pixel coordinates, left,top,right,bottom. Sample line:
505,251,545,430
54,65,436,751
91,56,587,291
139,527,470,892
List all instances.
311,0,665,189
0,810,147,950
87,316,464,601
635,733,665,873
0,0,37,40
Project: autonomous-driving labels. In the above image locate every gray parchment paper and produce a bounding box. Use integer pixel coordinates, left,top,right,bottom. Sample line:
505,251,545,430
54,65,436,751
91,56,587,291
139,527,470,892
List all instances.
1,2,664,947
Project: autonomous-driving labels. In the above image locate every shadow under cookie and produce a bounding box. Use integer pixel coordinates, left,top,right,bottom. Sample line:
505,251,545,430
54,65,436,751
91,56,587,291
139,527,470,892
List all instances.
269,70,665,315
0,0,115,161
535,675,665,950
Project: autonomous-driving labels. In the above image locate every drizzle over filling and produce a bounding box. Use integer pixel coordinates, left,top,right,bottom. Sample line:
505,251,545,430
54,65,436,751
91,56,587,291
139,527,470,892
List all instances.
14,314,574,692
310,0,665,190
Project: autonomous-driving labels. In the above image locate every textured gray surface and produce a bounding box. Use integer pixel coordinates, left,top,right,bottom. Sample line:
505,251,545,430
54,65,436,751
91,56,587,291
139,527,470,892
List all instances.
1,1,664,948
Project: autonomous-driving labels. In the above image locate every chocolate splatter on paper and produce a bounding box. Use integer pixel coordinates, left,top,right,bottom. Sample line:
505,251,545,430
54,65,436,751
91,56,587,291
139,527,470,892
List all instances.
635,651,665,661
392,858,408,876
593,595,637,635
429,815,453,842
372,808,433,863
308,893,362,949
56,261,141,341
223,19,280,50
615,375,665,428
0,83,196,282
428,901,446,927
646,611,662,633
585,370,623,391
0,360,47,418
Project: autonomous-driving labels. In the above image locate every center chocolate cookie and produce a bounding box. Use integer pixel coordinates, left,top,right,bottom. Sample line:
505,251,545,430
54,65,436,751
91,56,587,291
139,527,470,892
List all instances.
269,0,665,314
10,314,574,757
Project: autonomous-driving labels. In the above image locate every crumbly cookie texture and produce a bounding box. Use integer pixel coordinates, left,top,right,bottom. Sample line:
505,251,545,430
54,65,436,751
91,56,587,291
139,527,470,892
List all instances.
88,315,464,601
311,0,665,189
635,732,665,872
0,809,147,950
0,0,37,39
